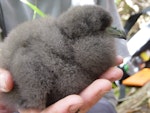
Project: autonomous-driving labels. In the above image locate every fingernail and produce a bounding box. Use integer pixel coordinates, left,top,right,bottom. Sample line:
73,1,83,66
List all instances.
0,73,8,92
69,105,80,113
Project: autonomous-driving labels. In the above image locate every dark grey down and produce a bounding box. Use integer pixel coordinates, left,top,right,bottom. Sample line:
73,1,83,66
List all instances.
0,5,116,110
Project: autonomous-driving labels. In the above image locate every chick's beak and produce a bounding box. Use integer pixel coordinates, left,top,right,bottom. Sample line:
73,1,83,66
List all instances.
106,27,127,40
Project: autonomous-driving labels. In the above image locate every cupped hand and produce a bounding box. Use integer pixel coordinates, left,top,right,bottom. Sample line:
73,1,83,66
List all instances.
0,56,123,113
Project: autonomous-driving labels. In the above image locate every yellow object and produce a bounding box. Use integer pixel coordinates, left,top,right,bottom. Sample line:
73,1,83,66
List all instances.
140,50,150,62
123,68,150,86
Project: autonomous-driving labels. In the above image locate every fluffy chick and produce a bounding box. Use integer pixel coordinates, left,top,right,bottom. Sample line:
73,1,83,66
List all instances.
0,5,117,110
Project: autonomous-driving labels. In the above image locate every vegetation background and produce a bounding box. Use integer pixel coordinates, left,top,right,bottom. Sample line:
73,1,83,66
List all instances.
116,0,150,39
115,1,150,113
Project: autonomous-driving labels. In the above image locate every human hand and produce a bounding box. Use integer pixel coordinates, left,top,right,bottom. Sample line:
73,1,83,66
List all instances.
0,56,123,113
0,69,14,113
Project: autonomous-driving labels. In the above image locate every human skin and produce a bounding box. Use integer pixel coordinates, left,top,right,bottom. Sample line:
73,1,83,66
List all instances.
0,56,123,113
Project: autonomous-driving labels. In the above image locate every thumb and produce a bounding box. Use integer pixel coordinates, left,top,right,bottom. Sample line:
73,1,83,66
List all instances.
0,68,13,92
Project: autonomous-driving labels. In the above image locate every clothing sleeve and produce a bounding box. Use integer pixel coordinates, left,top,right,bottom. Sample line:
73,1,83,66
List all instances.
87,98,117,113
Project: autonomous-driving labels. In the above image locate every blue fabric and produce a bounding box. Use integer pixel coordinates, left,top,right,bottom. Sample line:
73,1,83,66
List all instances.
88,98,117,113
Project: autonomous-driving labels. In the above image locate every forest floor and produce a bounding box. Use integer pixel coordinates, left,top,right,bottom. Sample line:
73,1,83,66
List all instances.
116,82,150,113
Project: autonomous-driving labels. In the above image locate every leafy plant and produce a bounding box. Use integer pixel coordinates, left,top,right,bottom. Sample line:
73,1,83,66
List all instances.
20,0,46,19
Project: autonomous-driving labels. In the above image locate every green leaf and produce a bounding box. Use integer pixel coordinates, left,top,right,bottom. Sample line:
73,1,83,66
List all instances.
20,0,46,18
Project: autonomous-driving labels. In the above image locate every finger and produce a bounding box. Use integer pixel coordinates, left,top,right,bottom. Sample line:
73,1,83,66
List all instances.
19,95,83,113
0,109,9,113
79,79,112,112
18,109,41,113
41,95,83,113
0,104,16,113
115,55,123,66
100,67,123,82
99,55,123,82
0,105,7,113
0,68,13,92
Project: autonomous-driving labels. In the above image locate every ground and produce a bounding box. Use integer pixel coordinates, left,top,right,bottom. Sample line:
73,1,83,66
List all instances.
116,82,150,113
